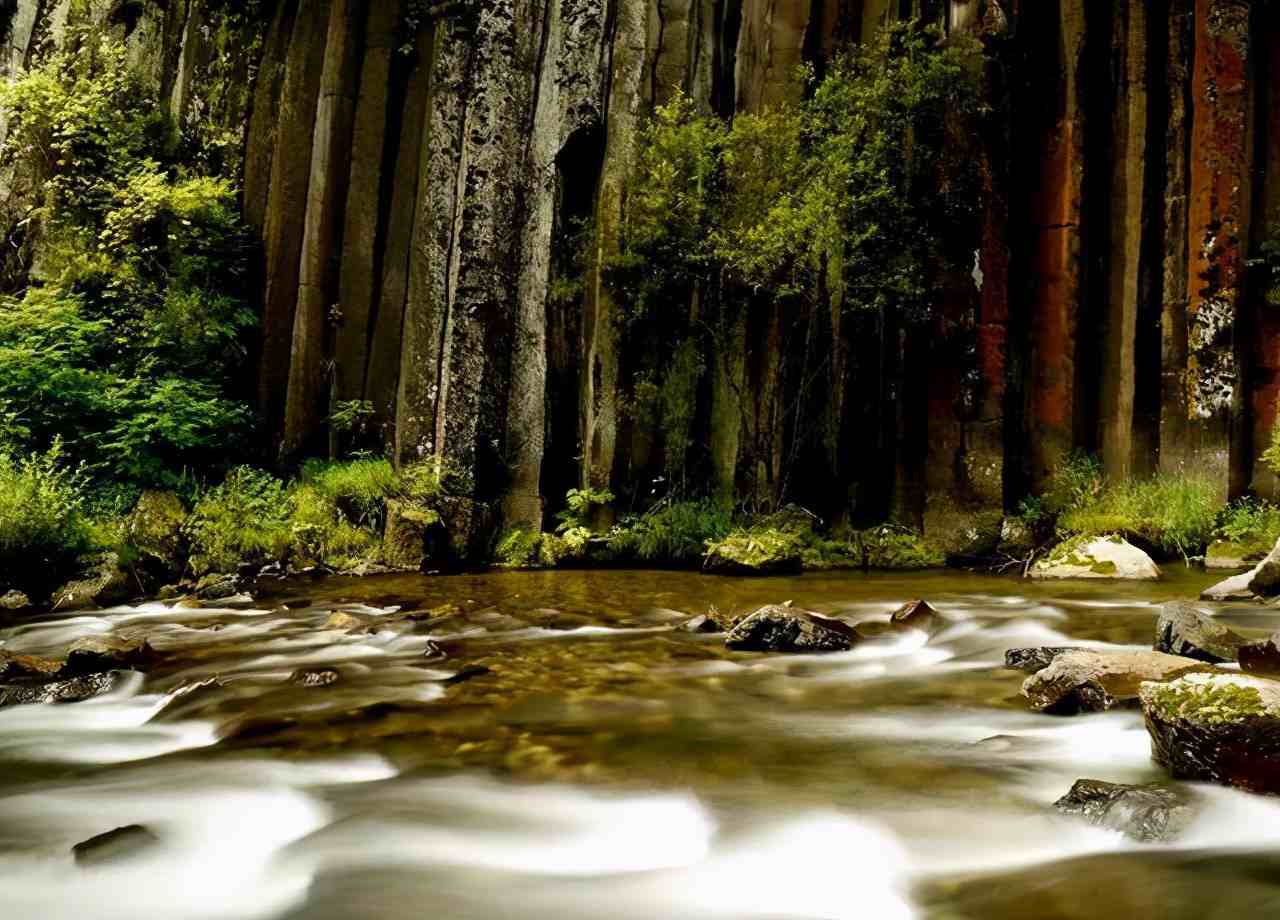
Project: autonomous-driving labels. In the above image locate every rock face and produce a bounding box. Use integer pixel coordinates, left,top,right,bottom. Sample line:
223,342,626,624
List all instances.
1206,540,1268,570
1030,537,1160,581
1021,650,1212,714
1249,538,1280,597
725,605,859,653
51,555,134,611
63,636,155,676
1153,601,1246,663
10,2,1280,546
1053,779,1194,842
1141,673,1280,794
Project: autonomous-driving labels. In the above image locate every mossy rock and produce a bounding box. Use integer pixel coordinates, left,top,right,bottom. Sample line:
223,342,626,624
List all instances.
126,491,188,572
1031,534,1160,580
1141,673,1280,793
922,506,1003,559
1206,539,1269,570
703,529,804,576
861,527,946,570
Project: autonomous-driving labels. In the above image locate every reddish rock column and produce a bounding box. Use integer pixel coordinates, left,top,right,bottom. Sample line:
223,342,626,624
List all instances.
1185,0,1254,494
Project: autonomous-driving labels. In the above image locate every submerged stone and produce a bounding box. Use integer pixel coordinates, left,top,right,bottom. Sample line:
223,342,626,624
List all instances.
1030,535,1160,581
1021,649,1212,714
1153,600,1246,663
725,604,859,653
0,671,119,708
1053,779,1194,842
63,635,155,676
1141,672,1280,794
73,824,161,867
289,667,340,688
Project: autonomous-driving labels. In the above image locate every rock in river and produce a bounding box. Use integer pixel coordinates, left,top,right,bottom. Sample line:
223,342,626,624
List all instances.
63,635,155,676
73,824,161,866
1030,535,1160,581
725,604,860,653
888,599,946,636
1053,779,1194,842
0,671,119,708
1200,570,1258,602
1239,636,1280,676
1141,672,1280,794
1003,647,1078,674
1021,650,1213,714
1153,600,1246,663
1248,536,1280,597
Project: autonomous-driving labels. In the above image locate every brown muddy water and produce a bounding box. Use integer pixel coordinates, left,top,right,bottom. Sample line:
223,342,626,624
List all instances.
2,567,1280,919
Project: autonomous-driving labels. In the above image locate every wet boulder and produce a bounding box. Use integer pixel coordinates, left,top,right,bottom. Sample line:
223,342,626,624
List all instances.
1141,673,1280,794
63,635,155,676
0,651,62,681
1200,570,1258,602
289,667,340,688
324,610,374,633
1003,647,1078,674
681,613,725,634
51,554,133,611
1248,536,1280,597
725,604,859,653
194,572,253,601
702,529,804,576
1021,649,1213,714
1053,779,1194,843
1153,601,1246,663
0,671,119,707
1239,636,1280,677
73,824,160,867
1030,536,1160,581
888,599,946,636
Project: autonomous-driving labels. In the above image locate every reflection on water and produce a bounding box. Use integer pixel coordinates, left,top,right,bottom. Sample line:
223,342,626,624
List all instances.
1,567,1279,918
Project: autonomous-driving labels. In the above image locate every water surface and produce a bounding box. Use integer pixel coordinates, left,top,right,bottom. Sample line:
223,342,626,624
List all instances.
2,567,1278,919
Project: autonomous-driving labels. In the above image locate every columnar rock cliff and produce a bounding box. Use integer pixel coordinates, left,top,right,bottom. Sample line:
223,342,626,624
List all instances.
5,0,1280,547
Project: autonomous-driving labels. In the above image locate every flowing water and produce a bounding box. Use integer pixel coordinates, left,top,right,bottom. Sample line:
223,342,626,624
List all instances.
2,567,1279,919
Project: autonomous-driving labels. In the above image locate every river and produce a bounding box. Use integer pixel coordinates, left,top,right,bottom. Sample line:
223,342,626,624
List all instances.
1,567,1278,919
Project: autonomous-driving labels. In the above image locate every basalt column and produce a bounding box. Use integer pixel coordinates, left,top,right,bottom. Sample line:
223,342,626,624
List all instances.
1184,0,1254,494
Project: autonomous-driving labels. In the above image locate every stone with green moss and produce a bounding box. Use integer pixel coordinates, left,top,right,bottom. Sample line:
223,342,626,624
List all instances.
1141,673,1280,793
1206,539,1269,570
1030,534,1160,581
703,529,804,576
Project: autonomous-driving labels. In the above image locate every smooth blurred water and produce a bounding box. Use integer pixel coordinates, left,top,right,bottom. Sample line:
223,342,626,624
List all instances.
2,567,1280,919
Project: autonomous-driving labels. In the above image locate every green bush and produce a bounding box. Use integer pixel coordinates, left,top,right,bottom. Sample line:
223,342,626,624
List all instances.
1058,474,1219,558
1215,498,1280,557
297,458,400,527
184,467,292,575
607,500,733,563
0,445,92,592
857,525,945,570
0,32,253,488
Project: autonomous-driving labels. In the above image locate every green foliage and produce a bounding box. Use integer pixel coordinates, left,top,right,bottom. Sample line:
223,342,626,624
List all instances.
556,487,614,532
1214,498,1280,556
1058,474,1219,558
704,527,805,572
607,500,733,563
184,467,291,575
1249,225,1280,307
856,525,946,570
495,529,542,567
0,32,253,488
614,22,983,326
0,443,92,592
297,458,400,528
1042,451,1104,516
1263,416,1280,477
1146,679,1267,725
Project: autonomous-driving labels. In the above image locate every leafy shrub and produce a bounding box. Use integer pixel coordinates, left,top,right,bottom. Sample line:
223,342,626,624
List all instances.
607,500,733,563
1215,498,1280,556
494,529,542,567
0,445,92,592
704,527,805,572
184,467,291,575
297,458,400,528
857,525,945,570
1042,452,1104,516
555,487,614,532
0,33,253,488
